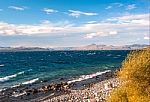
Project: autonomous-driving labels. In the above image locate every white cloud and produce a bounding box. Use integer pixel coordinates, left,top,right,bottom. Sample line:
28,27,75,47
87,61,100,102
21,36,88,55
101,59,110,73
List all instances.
112,3,123,7
68,10,98,17
109,31,118,35
43,8,58,14
41,20,51,24
87,21,97,24
8,6,26,11
144,36,150,40
0,13,148,40
105,6,112,9
85,31,118,39
126,4,136,10
85,32,104,39
0,21,74,36
105,3,123,10
0,9,3,11
107,14,149,25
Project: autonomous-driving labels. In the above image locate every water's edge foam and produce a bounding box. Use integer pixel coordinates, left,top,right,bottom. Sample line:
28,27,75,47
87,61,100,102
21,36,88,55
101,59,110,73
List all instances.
22,78,39,85
0,71,24,82
67,70,111,84
0,70,111,92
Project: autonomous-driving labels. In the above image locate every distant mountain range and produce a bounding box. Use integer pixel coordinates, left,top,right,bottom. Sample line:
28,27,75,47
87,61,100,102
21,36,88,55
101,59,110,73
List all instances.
54,44,149,50
0,44,149,52
0,47,53,52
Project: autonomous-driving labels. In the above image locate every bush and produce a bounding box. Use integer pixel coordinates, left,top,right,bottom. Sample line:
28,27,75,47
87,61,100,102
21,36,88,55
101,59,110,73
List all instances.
107,47,150,102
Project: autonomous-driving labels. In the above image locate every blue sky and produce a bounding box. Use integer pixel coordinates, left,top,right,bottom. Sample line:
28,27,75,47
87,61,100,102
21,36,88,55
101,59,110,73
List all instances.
0,0,149,47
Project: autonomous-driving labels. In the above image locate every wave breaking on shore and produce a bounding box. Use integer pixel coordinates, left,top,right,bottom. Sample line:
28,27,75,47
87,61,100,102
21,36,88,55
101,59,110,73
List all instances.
67,70,111,84
0,71,24,82
22,78,39,85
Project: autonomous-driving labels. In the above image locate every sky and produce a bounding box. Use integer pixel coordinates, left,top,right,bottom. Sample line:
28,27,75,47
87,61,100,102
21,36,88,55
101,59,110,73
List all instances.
0,0,149,47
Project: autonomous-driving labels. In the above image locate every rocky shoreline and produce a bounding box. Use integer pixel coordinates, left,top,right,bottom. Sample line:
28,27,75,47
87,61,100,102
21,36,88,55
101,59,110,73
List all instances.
43,78,122,102
0,70,120,102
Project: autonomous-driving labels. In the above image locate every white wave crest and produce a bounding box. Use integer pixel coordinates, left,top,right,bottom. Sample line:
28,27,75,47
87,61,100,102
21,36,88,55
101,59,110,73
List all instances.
0,71,24,82
22,78,39,85
11,84,21,88
87,53,96,55
67,70,111,84
27,69,33,72
0,64,4,67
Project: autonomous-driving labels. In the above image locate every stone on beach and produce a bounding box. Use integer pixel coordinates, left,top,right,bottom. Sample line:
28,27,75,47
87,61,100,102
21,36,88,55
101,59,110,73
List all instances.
42,78,122,102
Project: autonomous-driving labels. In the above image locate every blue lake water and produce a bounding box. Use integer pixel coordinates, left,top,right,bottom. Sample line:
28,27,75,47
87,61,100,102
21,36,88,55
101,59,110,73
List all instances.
0,50,130,89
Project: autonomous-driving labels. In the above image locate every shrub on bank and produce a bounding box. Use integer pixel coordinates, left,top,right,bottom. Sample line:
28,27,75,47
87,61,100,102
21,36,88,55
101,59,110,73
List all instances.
107,47,150,102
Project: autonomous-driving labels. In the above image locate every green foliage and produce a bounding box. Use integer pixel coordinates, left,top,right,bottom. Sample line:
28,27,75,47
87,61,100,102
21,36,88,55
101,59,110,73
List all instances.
107,47,150,102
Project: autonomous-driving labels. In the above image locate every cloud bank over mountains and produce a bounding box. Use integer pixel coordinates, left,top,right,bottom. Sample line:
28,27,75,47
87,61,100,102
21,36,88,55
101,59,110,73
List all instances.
0,14,149,40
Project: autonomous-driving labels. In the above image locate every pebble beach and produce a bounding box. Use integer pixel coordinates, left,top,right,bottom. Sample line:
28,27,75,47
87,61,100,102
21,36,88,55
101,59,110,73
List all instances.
42,78,122,102
0,70,123,102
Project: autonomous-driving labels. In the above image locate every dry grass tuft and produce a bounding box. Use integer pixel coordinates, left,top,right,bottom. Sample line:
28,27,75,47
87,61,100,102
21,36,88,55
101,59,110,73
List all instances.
107,47,150,102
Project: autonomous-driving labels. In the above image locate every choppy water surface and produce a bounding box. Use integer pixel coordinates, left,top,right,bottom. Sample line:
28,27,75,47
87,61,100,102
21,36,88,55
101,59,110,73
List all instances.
0,50,130,89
